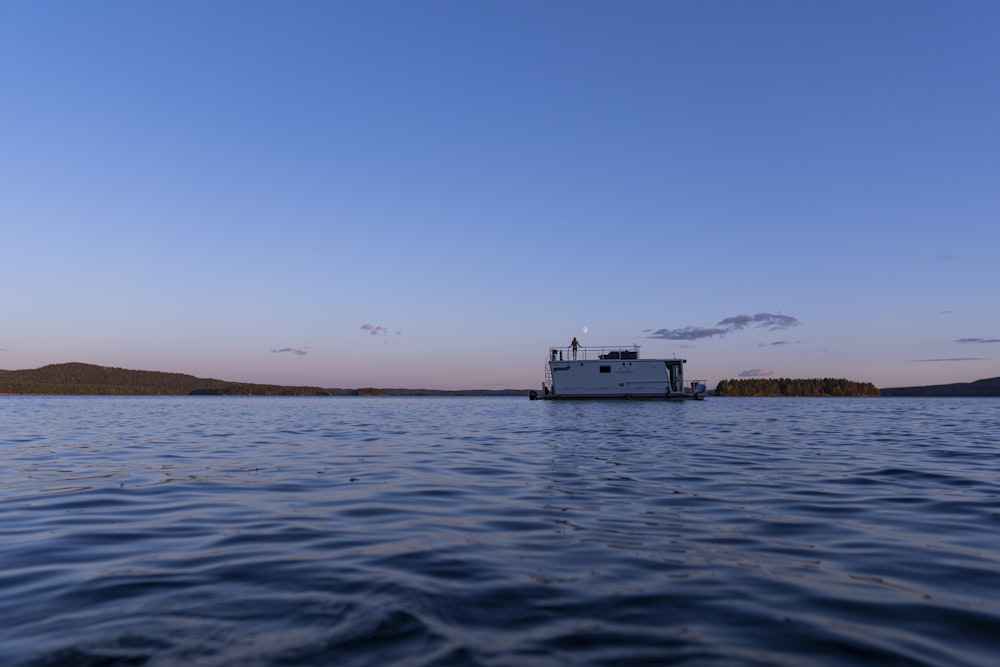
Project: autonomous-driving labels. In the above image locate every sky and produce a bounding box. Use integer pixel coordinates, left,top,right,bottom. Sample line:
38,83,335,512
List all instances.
2,0,998,390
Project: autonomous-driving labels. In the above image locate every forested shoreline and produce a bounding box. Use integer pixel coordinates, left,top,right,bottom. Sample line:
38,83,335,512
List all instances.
5,362,998,398
0,363,529,396
715,378,879,397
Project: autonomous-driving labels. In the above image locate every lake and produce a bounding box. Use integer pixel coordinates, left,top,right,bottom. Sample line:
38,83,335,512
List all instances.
2,396,999,666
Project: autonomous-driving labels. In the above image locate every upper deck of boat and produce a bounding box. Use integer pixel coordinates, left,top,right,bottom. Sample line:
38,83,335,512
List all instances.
548,345,686,363
548,345,636,362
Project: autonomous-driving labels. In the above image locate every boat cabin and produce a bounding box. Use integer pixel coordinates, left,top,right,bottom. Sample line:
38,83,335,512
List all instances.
533,344,705,400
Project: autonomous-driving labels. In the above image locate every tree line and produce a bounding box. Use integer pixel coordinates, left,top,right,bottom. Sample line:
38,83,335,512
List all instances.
345,387,528,396
714,377,879,397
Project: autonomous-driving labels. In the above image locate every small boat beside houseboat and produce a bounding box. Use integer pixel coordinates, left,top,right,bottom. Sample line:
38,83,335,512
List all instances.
529,344,706,400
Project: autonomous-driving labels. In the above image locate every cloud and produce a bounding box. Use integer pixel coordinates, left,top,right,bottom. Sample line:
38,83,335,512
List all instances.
739,368,774,377
647,312,800,341
757,340,799,347
272,347,308,357
646,326,728,341
719,313,800,331
956,338,1000,344
360,323,387,336
907,357,986,363
360,323,402,343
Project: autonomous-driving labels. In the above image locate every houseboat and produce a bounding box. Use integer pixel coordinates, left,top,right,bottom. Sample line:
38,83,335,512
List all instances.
529,344,706,400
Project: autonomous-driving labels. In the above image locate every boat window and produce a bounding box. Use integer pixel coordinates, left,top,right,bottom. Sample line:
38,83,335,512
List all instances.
600,365,611,373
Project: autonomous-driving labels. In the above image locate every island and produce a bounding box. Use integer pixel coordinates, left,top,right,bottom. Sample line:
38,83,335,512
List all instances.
715,378,879,397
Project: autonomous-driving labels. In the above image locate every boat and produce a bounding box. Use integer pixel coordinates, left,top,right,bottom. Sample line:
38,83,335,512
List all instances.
529,344,706,400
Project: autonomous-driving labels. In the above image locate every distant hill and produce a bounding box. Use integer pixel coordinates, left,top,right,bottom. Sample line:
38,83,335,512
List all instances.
880,377,1000,397
0,363,332,396
0,362,533,396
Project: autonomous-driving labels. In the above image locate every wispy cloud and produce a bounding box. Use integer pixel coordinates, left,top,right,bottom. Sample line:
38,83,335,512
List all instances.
647,312,800,341
719,313,799,331
645,326,728,340
757,340,799,347
360,323,402,340
956,338,1000,344
360,323,387,336
272,347,308,357
907,357,986,363
739,368,774,377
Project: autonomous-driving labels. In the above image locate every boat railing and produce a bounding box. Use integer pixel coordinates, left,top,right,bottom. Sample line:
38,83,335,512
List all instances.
547,345,641,362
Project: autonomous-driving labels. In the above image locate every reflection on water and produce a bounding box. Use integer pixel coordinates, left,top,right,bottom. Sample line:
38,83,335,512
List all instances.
2,396,999,666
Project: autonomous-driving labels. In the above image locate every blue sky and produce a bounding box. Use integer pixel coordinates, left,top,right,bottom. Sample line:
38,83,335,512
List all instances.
2,0,998,390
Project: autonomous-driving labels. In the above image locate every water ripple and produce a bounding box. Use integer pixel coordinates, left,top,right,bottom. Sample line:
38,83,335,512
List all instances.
2,396,1000,666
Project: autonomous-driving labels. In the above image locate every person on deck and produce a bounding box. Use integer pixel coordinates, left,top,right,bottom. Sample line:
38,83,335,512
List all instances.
570,337,581,360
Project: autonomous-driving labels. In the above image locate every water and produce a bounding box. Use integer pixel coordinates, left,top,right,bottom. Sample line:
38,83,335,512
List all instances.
2,396,999,667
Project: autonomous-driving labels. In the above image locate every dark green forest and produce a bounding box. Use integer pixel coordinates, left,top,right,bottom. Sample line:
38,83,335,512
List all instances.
715,377,880,397
0,363,332,396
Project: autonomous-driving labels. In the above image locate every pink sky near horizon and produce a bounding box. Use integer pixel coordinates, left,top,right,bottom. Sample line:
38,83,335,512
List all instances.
2,2,998,390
